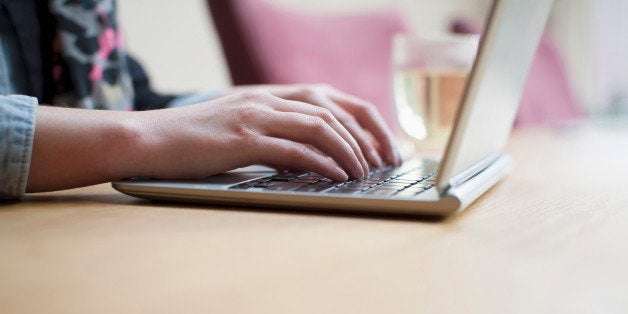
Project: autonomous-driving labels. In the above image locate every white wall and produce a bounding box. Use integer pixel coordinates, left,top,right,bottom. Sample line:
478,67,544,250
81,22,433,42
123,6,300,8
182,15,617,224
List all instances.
548,0,628,115
591,0,628,114
548,0,593,113
118,0,230,93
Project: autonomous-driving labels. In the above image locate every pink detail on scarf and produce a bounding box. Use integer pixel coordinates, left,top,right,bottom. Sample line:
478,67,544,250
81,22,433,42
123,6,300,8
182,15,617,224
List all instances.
88,28,117,81
88,65,103,81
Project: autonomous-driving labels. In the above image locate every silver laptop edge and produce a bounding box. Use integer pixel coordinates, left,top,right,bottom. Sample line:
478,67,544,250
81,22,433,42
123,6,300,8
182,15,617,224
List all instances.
112,0,554,216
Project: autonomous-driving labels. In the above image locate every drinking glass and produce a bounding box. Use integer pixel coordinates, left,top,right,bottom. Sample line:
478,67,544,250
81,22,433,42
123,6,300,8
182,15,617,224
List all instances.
392,33,479,152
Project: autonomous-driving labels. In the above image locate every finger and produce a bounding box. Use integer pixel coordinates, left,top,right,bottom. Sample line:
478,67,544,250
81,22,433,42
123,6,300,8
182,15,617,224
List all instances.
312,98,384,169
268,98,371,175
262,111,365,179
328,90,402,165
253,136,349,181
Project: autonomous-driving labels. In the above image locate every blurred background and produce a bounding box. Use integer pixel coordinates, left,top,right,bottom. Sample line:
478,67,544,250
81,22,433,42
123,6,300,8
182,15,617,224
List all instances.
118,0,628,120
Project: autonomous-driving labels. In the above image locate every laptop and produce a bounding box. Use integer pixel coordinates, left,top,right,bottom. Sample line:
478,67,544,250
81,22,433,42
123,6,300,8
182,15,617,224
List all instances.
113,0,554,216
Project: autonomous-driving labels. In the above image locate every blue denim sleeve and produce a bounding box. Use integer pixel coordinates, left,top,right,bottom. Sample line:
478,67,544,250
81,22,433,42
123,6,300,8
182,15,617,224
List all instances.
0,95,37,200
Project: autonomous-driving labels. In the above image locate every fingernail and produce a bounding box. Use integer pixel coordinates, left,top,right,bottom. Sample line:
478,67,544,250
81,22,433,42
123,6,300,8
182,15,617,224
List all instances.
394,147,403,165
370,150,383,168
354,164,365,179
394,139,404,164
361,160,370,177
335,167,349,181
386,149,397,165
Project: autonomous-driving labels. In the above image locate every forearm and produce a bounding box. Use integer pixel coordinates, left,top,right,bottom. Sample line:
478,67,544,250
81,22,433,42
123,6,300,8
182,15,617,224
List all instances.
26,106,147,192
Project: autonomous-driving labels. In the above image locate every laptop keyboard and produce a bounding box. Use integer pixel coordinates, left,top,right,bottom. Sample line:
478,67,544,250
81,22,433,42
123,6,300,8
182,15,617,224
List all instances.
229,160,439,198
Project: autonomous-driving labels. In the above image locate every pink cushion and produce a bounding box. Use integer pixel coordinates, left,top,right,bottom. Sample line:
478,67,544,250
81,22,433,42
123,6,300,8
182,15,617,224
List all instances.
229,0,409,128
452,19,582,126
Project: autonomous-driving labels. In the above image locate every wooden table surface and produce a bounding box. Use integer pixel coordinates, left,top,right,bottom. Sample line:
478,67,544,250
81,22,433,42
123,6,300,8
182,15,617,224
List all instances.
1,123,627,314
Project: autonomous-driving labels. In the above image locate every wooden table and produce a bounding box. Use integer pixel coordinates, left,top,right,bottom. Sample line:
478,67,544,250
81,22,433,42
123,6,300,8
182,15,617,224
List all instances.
2,123,627,314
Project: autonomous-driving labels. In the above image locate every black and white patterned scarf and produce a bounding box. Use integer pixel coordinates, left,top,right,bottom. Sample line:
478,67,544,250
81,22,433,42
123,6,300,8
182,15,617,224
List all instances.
49,0,133,110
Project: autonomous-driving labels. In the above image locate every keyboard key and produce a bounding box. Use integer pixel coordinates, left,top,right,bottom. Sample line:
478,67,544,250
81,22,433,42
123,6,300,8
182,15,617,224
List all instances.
407,182,433,189
296,185,335,193
387,179,418,184
394,190,421,198
251,182,275,188
270,172,308,181
265,182,309,191
397,173,428,181
396,184,433,196
367,174,395,181
363,189,397,196
290,178,320,184
327,187,363,195
309,181,337,188
229,183,252,189
378,182,411,189
342,182,376,189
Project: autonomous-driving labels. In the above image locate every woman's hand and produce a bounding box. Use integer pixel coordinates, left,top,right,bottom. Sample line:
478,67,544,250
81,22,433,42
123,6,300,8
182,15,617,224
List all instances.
137,88,400,181
225,84,402,168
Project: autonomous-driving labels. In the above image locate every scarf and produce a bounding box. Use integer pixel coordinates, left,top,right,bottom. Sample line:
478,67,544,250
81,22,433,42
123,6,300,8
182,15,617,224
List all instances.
49,0,133,110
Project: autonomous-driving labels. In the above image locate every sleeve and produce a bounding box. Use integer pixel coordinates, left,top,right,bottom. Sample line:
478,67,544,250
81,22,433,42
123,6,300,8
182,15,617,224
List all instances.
0,95,37,200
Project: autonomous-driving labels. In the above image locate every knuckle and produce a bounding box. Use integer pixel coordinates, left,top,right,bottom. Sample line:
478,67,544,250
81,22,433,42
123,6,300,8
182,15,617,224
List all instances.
337,112,357,126
237,105,259,123
307,116,328,132
233,120,257,142
315,108,335,124
235,106,271,141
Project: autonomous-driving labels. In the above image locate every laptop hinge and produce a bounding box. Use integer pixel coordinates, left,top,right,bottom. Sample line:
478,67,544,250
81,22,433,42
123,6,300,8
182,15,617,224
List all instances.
445,153,502,192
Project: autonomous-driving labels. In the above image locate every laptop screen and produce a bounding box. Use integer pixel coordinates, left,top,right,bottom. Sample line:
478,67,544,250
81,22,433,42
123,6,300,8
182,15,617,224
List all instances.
437,0,554,192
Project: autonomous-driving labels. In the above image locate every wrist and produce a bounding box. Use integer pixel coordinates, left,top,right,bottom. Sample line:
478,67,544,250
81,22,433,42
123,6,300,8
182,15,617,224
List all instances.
105,111,156,180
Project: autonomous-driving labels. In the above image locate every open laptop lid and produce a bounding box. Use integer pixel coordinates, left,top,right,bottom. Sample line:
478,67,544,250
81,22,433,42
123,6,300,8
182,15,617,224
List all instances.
436,0,554,192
